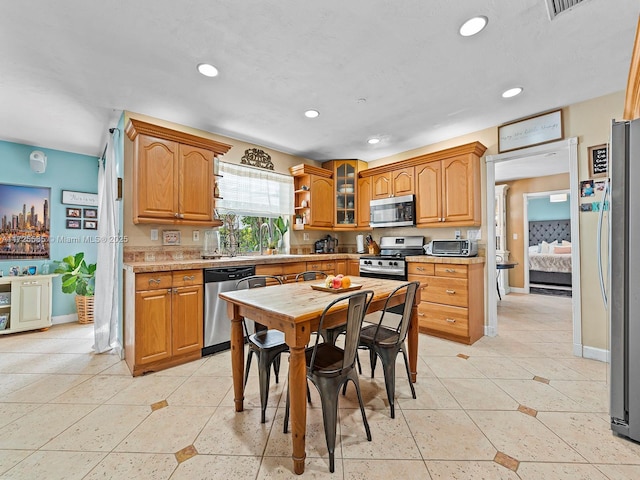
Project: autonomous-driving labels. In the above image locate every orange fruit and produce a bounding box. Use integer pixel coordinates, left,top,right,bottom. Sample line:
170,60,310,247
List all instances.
341,276,351,288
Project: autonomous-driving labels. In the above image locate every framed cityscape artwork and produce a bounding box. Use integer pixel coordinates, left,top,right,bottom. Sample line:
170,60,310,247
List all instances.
0,183,51,259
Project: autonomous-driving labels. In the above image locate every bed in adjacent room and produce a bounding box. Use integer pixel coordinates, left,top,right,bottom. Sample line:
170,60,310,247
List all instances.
528,219,572,287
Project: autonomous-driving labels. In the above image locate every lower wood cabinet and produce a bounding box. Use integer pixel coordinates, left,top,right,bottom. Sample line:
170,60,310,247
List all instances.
408,261,484,344
255,262,306,283
125,269,203,376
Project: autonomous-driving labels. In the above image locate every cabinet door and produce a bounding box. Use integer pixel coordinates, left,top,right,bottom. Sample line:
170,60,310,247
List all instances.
391,167,415,197
334,161,356,226
347,260,360,277
442,155,476,223
357,176,371,228
15,278,50,329
135,135,178,221
335,260,347,275
309,175,334,227
135,289,172,365
172,285,203,356
178,144,214,222
372,173,392,199
415,162,442,224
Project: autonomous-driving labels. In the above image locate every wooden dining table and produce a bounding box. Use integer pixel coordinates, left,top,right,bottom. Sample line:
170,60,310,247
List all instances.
219,276,420,475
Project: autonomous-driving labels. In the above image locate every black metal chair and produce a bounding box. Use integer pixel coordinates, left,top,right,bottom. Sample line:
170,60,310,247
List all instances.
235,275,289,424
357,281,419,418
294,270,328,282
284,289,374,473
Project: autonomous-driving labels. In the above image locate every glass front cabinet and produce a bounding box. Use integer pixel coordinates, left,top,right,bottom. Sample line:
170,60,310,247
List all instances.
322,159,367,229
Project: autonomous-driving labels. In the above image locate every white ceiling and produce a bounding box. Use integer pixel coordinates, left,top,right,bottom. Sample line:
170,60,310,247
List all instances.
0,1,637,162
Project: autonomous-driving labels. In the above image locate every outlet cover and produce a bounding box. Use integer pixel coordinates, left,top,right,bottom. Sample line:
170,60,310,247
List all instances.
193,230,200,241
303,233,310,241
150,229,158,241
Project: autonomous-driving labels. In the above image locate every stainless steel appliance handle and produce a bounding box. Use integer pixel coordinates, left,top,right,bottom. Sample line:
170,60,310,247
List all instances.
597,177,609,308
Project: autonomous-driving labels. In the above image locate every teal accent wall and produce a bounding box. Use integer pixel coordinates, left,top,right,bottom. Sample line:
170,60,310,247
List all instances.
0,140,99,316
528,196,570,221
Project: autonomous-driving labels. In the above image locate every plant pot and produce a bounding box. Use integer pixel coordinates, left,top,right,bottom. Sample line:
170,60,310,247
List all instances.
75,295,95,324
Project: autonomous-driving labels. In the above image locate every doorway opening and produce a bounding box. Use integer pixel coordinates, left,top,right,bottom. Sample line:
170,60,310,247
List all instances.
485,137,583,357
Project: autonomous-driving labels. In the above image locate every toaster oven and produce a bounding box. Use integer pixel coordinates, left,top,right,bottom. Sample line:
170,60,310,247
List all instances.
424,239,478,257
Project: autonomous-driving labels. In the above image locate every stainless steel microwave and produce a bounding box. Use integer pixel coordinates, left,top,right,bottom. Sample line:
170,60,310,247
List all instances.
424,239,478,257
369,194,415,228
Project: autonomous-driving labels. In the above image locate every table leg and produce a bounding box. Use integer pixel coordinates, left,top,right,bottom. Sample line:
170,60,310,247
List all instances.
496,270,502,301
288,344,307,474
230,314,245,412
408,301,418,383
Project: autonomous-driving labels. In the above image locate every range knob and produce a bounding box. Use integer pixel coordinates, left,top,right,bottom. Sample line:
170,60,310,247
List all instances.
378,261,383,266
393,261,398,266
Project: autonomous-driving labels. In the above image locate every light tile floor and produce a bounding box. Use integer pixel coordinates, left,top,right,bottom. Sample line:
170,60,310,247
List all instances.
1,293,639,479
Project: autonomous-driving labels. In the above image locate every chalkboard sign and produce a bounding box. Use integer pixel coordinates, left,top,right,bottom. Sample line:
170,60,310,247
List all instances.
588,144,608,179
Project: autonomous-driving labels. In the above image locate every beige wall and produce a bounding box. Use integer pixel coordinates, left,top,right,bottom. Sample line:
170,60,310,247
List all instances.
497,173,570,288
122,111,318,250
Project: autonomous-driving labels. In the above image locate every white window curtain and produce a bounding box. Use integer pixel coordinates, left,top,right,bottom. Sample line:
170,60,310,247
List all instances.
217,162,293,216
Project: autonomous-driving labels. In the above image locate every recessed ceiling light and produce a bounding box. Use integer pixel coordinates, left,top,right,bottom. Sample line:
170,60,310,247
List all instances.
459,16,488,37
304,110,319,118
502,87,523,98
197,63,219,77
367,138,380,145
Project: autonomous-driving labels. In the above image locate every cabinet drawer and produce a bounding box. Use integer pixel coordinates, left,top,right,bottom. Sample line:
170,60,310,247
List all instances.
418,302,469,336
435,264,468,278
306,261,334,272
135,272,173,291
172,270,203,287
421,276,468,307
408,263,435,276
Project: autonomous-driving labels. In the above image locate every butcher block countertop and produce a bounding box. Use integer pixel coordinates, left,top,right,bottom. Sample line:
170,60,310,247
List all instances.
123,253,362,273
124,253,485,273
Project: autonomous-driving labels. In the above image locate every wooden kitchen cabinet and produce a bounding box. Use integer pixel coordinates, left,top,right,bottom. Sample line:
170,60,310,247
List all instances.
357,175,372,228
126,269,203,376
321,159,367,229
255,262,306,283
371,167,414,200
415,148,483,227
290,164,334,229
306,260,337,275
408,261,484,345
126,119,232,226
347,260,360,277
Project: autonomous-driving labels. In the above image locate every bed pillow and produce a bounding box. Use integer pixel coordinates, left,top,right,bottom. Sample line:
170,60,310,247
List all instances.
540,241,550,253
554,245,572,254
529,245,540,254
562,240,572,246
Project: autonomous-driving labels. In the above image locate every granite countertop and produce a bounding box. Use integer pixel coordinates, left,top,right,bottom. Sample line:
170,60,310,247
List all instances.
405,256,485,265
123,253,362,273
124,253,485,273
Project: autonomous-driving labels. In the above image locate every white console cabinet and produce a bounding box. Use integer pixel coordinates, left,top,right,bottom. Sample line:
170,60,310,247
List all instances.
0,275,54,335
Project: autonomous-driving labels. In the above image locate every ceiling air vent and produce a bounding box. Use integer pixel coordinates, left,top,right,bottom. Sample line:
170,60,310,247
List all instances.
545,0,586,20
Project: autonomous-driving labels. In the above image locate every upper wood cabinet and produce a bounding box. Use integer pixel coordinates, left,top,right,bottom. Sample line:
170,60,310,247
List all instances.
362,142,486,228
321,159,367,230
290,164,334,229
126,119,232,226
357,175,372,228
371,167,414,200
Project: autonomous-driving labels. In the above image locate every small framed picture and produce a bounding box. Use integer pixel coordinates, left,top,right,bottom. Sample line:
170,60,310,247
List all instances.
66,219,81,229
9,266,20,276
84,220,98,230
163,230,181,246
66,208,81,218
83,208,97,219
580,180,595,198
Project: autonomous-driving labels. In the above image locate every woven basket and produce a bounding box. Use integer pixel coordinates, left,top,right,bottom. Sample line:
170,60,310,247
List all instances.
75,295,95,324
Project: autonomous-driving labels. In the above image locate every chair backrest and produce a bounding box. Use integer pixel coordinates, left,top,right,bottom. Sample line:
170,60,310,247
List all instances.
309,289,374,374
373,281,419,344
295,270,328,282
235,275,283,333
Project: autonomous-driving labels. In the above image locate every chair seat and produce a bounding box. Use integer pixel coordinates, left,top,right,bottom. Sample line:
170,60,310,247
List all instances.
360,324,400,346
305,344,345,375
249,330,288,351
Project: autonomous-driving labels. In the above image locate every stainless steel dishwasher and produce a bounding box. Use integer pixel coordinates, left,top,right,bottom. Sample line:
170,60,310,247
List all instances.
203,265,256,356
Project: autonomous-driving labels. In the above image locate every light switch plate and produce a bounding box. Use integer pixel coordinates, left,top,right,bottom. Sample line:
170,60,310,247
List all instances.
513,233,518,240
150,229,158,241
193,230,200,241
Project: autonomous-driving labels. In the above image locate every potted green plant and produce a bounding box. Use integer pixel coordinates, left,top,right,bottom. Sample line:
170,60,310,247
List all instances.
53,252,96,324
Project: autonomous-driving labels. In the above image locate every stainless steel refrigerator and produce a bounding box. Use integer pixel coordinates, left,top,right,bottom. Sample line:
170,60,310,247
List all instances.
609,118,640,441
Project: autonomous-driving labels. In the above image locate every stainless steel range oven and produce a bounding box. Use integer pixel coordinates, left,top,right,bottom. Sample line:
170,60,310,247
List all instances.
358,236,425,282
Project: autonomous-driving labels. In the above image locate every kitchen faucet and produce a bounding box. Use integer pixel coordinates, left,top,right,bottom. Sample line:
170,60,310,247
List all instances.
259,222,271,255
